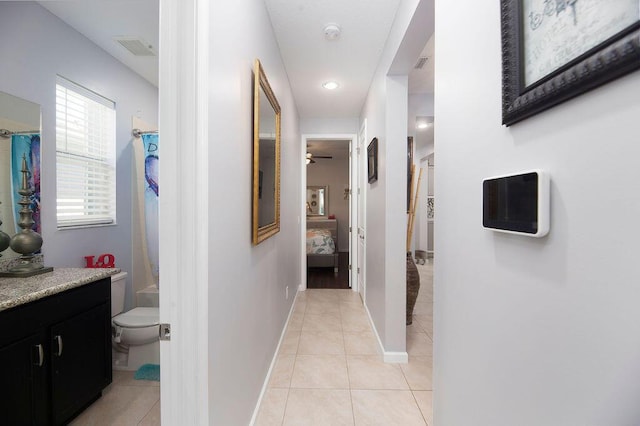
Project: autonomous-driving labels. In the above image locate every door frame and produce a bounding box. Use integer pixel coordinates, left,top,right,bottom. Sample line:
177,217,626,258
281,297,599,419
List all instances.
417,156,429,256
356,119,367,303
300,133,358,292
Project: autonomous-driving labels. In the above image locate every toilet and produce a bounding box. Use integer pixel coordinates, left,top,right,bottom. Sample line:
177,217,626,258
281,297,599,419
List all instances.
110,271,160,371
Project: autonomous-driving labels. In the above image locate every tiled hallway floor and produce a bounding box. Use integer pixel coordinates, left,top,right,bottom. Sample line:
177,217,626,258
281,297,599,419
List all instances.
255,259,433,425
69,370,160,425
70,259,433,425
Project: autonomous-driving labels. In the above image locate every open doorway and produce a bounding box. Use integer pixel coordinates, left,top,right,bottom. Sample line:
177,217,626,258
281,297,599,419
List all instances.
301,134,359,292
305,138,351,289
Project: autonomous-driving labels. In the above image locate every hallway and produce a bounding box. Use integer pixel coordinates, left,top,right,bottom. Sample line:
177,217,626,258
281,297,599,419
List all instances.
62,263,431,425
255,260,433,425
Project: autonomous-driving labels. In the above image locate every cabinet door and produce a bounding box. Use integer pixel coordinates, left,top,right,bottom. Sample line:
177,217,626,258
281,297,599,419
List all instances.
0,332,49,425
50,303,110,425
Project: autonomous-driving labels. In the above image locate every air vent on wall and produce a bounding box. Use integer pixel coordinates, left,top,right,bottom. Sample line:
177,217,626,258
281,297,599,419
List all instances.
113,37,156,56
414,56,428,69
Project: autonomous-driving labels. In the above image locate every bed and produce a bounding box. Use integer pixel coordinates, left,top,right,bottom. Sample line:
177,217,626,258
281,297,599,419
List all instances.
307,218,339,274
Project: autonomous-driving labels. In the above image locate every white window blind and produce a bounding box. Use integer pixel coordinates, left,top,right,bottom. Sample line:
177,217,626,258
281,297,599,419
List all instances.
56,76,116,228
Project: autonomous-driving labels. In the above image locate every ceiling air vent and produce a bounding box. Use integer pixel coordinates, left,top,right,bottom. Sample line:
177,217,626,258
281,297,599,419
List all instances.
114,37,156,56
414,56,429,69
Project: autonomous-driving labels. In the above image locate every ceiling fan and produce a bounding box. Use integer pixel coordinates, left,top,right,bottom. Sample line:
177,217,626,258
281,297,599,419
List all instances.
306,152,332,164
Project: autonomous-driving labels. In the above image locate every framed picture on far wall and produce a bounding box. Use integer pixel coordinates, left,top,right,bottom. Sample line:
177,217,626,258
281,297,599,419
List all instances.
501,0,640,126
367,137,378,184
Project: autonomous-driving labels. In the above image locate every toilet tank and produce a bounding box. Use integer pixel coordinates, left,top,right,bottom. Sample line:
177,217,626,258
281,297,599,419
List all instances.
110,271,128,316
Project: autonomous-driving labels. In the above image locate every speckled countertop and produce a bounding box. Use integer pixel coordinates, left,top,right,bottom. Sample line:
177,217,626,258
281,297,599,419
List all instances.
0,268,120,312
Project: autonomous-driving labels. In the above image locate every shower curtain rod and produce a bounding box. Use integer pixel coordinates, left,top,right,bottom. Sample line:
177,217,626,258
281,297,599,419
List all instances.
132,128,159,138
0,129,40,138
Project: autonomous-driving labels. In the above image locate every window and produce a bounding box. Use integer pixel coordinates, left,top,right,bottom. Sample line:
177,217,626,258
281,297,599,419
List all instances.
56,76,116,228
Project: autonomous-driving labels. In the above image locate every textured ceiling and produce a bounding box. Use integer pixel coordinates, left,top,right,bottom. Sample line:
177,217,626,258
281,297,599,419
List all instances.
265,0,402,119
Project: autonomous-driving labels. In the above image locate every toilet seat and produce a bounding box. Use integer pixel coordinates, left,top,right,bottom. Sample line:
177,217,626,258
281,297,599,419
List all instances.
113,307,159,328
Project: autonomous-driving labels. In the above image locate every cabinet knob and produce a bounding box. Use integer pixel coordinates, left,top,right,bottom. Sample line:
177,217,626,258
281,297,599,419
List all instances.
54,335,63,357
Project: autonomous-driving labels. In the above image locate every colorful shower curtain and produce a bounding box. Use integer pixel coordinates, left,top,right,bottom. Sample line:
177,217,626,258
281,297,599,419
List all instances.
141,133,159,280
11,134,41,234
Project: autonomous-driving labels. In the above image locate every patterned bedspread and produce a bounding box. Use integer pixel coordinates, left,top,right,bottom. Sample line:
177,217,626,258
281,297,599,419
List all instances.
306,228,336,254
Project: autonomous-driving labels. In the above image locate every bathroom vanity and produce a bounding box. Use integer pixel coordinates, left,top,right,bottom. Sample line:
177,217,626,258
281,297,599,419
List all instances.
0,268,118,425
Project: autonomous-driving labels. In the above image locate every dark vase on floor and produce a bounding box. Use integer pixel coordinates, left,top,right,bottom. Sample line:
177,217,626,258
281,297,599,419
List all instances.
406,252,420,325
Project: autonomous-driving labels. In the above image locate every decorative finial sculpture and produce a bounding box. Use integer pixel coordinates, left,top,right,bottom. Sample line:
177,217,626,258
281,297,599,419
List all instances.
0,154,52,277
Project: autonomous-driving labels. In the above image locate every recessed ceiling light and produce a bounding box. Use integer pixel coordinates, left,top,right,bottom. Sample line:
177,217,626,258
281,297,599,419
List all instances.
417,122,429,129
323,81,339,90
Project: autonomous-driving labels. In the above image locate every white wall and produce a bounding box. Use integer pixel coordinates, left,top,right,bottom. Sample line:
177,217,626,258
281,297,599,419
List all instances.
435,1,640,425
359,0,431,355
307,153,350,251
0,3,158,309
209,0,301,423
301,117,359,134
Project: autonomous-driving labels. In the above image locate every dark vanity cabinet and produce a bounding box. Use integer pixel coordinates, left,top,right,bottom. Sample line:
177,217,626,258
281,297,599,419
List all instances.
0,330,49,425
0,277,112,425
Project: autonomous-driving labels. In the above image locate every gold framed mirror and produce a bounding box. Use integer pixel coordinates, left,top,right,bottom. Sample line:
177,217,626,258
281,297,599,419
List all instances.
252,59,281,245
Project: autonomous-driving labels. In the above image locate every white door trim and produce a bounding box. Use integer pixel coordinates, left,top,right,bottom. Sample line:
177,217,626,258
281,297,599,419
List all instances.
357,120,367,303
300,133,358,292
348,138,356,291
159,0,209,423
299,135,307,292
417,156,429,255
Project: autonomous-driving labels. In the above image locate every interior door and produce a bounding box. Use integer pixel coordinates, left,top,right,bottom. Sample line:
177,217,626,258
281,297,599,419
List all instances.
0,332,48,425
348,140,354,289
357,121,367,302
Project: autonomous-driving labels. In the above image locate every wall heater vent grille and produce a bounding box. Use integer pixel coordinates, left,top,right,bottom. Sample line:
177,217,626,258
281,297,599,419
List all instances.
414,56,428,69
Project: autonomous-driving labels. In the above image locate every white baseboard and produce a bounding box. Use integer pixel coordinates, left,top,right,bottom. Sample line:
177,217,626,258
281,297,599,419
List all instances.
363,302,408,364
383,351,409,363
249,292,299,425
298,283,306,291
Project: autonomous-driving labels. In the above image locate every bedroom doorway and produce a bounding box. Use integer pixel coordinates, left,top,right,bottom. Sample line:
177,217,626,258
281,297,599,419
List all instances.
301,134,358,292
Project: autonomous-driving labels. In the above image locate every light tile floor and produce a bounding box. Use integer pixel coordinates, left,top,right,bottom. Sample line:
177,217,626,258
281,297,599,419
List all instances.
255,259,433,425
71,259,433,425
69,370,160,426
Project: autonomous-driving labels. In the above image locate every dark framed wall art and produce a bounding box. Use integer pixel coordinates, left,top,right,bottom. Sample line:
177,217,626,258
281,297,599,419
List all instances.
501,0,640,126
367,137,378,184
